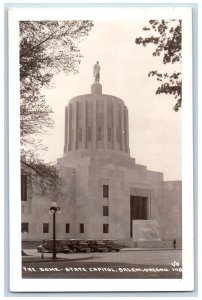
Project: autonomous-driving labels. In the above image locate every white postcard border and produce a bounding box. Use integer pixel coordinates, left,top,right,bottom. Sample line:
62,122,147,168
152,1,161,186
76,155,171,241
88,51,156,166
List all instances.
9,6,194,292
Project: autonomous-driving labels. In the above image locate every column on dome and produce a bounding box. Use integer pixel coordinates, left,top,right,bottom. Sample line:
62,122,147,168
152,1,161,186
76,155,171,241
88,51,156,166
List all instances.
103,97,108,149
86,99,93,149
92,98,97,150
120,104,125,152
82,99,87,150
64,106,68,153
96,97,104,149
72,101,78,150
68,103,72,151
77,100,83,150
116,104,121,151
124,106,130,154
112,100,118,151
107,99,113,150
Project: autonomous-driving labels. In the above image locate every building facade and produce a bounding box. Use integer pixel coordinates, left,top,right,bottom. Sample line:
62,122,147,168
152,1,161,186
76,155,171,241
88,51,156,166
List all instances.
21,81,182,247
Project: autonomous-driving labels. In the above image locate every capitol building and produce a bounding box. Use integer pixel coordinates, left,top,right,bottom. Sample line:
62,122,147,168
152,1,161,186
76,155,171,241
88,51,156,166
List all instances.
21,67,182,247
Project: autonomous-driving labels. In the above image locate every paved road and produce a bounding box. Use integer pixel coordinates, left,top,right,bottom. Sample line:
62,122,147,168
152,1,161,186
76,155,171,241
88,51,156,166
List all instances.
22,249,182,279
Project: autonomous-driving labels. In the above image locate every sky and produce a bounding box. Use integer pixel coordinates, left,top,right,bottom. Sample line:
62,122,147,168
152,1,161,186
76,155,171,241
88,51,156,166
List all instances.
40,20,181,181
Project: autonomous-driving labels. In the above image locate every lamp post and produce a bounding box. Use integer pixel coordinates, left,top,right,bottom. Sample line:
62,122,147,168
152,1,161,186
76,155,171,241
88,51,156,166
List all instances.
49,201,61,259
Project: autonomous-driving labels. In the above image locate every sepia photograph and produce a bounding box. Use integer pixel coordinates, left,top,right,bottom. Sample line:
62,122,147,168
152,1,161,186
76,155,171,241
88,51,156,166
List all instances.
9,6,194,292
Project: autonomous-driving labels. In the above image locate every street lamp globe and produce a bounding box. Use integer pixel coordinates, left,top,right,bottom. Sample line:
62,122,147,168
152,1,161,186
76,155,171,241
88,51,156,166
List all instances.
51,201,57,207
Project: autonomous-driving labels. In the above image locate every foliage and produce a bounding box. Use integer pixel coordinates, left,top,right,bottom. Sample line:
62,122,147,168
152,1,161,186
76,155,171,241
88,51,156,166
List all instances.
20,20,94,144
135,20,182,111
20,21,94,193
21,155,64,197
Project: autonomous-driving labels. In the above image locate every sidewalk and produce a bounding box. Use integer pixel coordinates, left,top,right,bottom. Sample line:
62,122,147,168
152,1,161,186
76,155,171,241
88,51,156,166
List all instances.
22,248,181,264
121,247,181,251
22,252,93,263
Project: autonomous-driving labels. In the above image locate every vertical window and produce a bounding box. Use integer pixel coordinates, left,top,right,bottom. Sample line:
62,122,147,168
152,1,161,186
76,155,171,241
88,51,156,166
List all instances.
107,127,112,142
97,127,102,141
87,127,92,141
66,223,70,233
103,184,109,198
80,223,84,233
103,224,109,233
21,174,27,201
21,222,29,233
43,223,49,233
78,128,82,142
103,206,109,216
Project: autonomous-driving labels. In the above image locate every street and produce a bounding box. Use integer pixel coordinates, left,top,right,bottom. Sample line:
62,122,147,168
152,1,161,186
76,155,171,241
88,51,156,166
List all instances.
22,249,182,279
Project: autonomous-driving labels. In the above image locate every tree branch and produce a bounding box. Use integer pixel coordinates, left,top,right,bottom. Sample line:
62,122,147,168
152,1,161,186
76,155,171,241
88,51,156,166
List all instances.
21,24,66,57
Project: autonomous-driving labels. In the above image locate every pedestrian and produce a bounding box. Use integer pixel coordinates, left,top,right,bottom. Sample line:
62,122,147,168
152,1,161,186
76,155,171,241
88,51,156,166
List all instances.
173,239,176,249
41,240,45,259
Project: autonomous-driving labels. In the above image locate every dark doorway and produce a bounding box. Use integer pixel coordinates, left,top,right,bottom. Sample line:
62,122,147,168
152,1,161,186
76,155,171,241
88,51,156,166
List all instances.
130,195,148,238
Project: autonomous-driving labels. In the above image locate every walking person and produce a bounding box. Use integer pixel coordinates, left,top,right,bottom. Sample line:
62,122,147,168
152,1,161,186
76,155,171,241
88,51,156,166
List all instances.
173,238,176,249
41,240,45,258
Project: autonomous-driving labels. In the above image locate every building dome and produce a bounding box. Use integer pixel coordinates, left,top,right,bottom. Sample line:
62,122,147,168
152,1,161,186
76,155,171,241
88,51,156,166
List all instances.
63,83,130,155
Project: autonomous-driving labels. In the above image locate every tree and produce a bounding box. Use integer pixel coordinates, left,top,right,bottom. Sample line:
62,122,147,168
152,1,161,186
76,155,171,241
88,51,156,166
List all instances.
20,21,94,193
21,155,63,196
20,20,94,145
135,20,181,111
